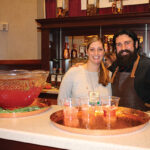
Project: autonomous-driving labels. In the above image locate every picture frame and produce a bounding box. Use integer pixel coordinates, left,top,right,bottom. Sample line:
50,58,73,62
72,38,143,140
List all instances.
100,0,149,8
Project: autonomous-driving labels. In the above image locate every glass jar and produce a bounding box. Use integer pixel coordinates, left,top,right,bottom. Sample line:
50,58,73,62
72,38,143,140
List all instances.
56,0,69,18
87,0,99,16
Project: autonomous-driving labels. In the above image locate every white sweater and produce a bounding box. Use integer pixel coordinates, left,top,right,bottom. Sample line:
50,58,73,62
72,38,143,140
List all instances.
57,66,112,105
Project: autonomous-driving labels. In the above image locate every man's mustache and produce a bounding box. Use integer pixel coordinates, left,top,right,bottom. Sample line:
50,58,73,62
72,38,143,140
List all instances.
118,49,131,55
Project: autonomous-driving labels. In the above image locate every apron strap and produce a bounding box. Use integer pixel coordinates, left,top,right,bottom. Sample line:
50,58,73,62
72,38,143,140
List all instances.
111,55,140,83
111,66,119,83
130,55,140,78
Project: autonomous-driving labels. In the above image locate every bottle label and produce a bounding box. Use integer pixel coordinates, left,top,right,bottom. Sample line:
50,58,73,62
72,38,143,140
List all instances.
57,75,62,82
73,51,77,58
51,75,56,81
116,1,121,9
81,0,87,10
88,0,95,5
89,91,100,106
57,0,63,8
64,49,69,59
79,46,86,56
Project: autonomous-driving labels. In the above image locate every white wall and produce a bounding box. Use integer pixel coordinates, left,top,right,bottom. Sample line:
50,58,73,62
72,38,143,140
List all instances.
0,0,45,60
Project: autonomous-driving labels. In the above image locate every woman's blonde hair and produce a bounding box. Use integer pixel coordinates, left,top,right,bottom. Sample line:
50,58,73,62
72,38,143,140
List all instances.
87,36,110,86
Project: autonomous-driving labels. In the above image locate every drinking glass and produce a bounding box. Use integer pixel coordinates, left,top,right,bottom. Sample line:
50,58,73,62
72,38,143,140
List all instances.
60,98,80,127
100,96,120,124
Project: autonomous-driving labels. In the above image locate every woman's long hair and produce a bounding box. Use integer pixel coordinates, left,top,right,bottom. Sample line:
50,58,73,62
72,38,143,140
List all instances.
87,36,110,86
99,61,110,86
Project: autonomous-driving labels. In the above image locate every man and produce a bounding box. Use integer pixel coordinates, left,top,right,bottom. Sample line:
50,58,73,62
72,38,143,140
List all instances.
109,30,150,111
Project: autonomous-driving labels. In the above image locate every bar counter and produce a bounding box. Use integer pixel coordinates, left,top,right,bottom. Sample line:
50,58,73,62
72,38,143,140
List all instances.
0,105,150,150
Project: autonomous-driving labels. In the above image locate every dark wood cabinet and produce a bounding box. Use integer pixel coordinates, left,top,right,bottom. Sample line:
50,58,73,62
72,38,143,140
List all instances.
36,12,150,71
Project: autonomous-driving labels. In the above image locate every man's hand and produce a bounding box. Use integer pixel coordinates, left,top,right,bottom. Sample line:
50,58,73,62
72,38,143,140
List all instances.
72,62,84,67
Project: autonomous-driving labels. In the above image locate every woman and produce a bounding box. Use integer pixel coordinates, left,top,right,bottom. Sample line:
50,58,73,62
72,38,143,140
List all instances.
57,37,112,105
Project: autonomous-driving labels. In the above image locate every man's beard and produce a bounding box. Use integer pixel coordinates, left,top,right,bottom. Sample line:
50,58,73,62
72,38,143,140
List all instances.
116,49,138,68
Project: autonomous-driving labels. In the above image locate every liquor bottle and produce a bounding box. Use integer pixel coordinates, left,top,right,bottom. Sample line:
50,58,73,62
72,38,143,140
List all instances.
56,68,63,89
71,44,78,59
109,38,114,53
112,0,123,14
87,0,99,16
63,43,70,59
50,68,57,87
103,35,110,53
79,44,86,58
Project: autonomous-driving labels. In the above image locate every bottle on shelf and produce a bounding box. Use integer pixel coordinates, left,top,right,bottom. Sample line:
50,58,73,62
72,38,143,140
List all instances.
109,38,114,53
71,44,78,59
56,0,69,18
77,43,87,64
79,44,86,58
63,43,70,59
112,0,123,14
103,35,110,53
87,0,99,16
70,43,78,66
50,68,57,88
56,68,64,89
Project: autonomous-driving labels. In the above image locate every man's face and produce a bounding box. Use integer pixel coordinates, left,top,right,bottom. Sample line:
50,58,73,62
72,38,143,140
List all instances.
116,34,135,55
115,34,137,67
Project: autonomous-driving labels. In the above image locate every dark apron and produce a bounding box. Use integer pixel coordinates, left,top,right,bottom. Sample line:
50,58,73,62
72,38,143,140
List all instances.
112,72,149,111
111,55,149,111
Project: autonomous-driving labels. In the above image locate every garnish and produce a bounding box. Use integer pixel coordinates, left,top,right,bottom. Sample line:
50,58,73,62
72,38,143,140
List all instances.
0,106,42,113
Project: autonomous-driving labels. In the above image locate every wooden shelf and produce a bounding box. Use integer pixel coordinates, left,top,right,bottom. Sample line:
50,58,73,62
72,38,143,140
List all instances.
36,12,150,29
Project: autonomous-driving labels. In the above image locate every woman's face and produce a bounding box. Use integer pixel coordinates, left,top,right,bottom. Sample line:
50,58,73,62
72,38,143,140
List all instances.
87,40,105,65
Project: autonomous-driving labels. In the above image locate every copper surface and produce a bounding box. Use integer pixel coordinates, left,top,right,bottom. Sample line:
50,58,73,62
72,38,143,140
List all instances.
0,98,51,118
50,107,150,135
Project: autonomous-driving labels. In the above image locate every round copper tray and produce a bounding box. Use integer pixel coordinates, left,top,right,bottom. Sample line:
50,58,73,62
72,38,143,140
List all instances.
50,107,150,136
0,98,51,118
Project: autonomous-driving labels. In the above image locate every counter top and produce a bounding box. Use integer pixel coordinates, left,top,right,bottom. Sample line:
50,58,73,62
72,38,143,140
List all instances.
0,105,150,150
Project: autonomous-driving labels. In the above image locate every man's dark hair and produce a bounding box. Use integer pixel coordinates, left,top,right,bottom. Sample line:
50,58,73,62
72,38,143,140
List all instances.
113,30,140,52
